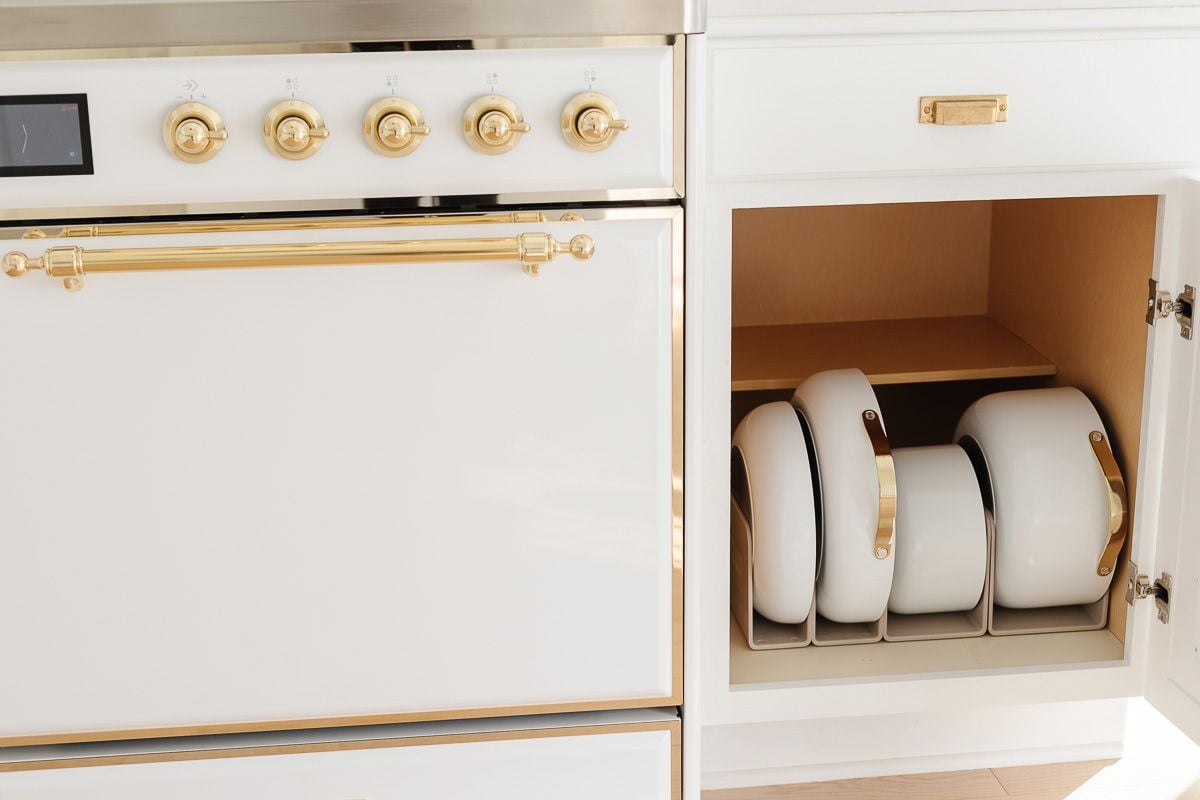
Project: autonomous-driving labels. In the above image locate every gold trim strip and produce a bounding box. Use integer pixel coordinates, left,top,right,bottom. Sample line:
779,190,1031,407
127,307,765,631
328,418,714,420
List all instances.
3,231,596,290
863,410,897,560
0,719,681,779
1090,431,1128,578
0,205,684,748
24,212,550,240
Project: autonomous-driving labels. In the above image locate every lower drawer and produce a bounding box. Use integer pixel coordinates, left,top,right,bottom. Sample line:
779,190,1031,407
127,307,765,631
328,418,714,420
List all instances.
0,712,679,800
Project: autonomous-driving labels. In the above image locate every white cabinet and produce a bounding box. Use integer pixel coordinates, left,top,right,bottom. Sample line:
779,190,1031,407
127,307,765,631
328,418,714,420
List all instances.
696,5,1200,772
0,712,679,800
0,209,681,744
1145,180,1200,745
710,37,1200,180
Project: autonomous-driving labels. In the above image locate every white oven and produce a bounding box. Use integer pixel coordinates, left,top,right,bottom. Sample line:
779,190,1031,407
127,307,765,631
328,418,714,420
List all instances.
0,35,685,749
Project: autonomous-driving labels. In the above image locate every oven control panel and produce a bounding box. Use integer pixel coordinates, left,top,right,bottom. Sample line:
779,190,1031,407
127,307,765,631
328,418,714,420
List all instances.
0,44,678,212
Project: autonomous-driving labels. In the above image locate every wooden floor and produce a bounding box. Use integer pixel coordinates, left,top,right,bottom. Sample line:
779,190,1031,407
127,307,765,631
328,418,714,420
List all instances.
704,760,1200,800
705,700,1200,800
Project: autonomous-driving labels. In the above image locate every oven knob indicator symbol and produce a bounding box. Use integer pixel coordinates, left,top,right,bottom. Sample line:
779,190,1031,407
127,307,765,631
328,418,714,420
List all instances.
162,102,229,163
263,100,330,160
561,93,628,152
363,97,430,157
464,95,531,155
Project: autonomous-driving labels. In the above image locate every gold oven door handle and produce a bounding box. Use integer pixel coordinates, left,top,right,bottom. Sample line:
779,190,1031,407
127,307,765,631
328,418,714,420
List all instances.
919,95,1008,125
1090,430,1128,578
862,409,897,560
2,231,596,292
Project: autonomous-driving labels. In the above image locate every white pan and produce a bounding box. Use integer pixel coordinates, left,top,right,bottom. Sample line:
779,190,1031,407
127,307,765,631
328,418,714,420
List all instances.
954,386,1127,609
889,445,988,615
792,369,895,624
731,401,818,624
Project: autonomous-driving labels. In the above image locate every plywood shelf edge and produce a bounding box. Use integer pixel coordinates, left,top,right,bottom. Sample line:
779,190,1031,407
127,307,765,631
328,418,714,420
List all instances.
732,315,1058,392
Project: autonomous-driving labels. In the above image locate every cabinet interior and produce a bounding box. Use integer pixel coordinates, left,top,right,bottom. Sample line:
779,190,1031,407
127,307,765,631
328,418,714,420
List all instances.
729,196,1159,686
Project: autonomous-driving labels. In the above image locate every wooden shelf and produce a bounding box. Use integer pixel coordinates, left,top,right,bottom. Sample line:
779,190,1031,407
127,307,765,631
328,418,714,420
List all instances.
731,315,1057,391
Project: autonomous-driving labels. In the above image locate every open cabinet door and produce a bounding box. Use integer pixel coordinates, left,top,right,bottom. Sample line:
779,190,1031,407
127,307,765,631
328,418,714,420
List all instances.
1145,179,1200,744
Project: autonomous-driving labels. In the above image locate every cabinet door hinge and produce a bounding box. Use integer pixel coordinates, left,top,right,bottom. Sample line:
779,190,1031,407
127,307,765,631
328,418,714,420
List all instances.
1146,278,1194,340
1126,562,1172,624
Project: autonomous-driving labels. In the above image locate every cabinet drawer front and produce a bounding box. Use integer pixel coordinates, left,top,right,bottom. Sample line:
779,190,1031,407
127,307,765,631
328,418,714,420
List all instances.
711,37,1200,178
0,722,678,800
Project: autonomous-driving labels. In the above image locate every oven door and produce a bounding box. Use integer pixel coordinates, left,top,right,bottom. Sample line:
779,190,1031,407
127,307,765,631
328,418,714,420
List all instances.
0,207,681,745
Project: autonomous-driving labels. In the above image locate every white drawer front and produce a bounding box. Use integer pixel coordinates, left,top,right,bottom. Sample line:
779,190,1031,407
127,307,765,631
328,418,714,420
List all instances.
0,211,679,742
0,724,677,800
711,36,1200,179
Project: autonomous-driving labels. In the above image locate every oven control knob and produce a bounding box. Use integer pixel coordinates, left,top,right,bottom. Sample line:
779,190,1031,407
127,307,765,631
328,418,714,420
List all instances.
263,100,329,160
162,102,228,163
463,95,531,155
561,93,628,152
363,97,430,157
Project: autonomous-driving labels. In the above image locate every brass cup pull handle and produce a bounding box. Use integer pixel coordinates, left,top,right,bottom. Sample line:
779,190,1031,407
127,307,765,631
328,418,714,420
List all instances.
919,95,1009,125
862,409,897,560
1090,430,1128,578
3,232,596,292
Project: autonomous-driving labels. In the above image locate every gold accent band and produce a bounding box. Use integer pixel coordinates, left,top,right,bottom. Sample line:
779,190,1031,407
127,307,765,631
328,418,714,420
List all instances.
863,410,897,560
1090,430,1128,578
24,212,550,240
4,231,595,290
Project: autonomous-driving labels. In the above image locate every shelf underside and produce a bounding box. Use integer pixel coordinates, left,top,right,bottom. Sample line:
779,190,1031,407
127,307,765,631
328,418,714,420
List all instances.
728,617,1125,688
731,315,1058,392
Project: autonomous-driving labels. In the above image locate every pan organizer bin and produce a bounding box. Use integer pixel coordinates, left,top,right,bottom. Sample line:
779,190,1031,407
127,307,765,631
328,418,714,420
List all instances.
731,370,1127,650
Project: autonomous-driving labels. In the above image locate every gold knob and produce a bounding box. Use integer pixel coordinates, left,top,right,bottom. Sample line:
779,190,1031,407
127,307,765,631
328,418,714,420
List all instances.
363,97,430,157
464,95,531,155
263,100,329,160
162,103,228,163
561,93,628,152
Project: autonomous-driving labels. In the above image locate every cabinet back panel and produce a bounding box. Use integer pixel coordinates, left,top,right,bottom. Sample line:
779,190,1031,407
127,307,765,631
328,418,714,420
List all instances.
732,201,993,326
988,195,1158,644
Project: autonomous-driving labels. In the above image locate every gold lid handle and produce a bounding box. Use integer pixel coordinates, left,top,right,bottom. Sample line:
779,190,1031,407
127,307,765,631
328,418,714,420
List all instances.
1090,430,1128,578
863,409,896,560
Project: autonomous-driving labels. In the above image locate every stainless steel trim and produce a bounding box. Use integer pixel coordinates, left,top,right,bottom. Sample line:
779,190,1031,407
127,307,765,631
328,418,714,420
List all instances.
0,2,703,58
0,191,683,233
0,35,683,64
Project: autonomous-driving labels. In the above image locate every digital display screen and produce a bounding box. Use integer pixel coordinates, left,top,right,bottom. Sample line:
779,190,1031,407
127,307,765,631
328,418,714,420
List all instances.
0,94,92,177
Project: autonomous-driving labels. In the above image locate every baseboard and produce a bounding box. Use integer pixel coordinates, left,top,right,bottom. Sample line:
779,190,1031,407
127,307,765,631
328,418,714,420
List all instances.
700,698,1129,791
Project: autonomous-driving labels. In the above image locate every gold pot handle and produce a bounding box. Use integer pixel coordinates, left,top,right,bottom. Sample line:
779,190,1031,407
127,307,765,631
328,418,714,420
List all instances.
862,409,896,560
3,231,595,292
1090,430,1128,578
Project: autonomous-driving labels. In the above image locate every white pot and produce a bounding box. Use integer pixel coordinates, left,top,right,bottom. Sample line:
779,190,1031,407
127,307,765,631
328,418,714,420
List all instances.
731,401,818,624
889,445,988,615
792,369,894,624
954,386,1118,609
